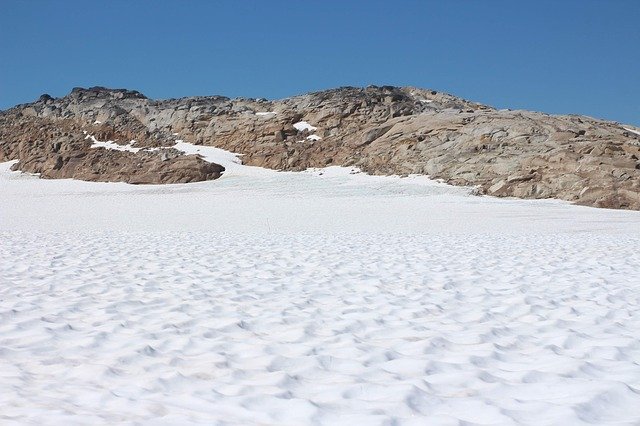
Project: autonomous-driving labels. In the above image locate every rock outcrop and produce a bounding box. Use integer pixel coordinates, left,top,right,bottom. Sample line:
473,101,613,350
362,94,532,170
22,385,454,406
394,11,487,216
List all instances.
2,85,640,209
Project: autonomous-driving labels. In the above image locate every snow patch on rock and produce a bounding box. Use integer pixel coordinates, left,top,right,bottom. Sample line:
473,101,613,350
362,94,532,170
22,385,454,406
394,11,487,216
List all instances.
173,140,242,166
87,135,141,153
293,121,317,132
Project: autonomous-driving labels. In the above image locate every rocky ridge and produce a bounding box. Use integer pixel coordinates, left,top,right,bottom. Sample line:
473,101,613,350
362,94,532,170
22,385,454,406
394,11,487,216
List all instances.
1,86,640,209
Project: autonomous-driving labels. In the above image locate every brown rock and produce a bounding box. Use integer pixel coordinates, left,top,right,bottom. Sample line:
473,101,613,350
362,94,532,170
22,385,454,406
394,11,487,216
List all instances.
2,85,640,209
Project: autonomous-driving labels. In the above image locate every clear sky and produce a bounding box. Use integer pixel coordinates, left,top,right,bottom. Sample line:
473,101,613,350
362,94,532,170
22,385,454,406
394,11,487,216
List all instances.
1,0,638,125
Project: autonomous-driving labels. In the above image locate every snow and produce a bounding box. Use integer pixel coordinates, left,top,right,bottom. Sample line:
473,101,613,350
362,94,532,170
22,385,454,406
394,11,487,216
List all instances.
2,154,640,425
306,134,322,141
293,121,317,132
87,135,141,153
255,111,276,117
87,136,246,173
419,99,434,103
623,126,640,136
173,139,243,167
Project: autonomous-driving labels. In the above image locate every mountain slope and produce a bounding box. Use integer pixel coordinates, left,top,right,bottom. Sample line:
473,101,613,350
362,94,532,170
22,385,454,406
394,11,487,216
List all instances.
1,85,639,209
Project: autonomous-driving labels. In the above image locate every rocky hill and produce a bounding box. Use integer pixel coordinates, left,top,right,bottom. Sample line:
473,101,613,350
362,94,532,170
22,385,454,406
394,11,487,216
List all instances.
2,85,640,209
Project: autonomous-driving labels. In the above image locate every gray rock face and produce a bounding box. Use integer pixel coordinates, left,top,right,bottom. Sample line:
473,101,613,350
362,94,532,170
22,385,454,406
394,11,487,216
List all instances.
1,85,640,209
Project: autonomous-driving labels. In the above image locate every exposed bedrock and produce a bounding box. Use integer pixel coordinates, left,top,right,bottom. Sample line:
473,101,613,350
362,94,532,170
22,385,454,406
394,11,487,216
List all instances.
2,85,640,209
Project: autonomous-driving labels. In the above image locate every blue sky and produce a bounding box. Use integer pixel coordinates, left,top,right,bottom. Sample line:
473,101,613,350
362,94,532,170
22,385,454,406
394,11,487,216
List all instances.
1,0,638,124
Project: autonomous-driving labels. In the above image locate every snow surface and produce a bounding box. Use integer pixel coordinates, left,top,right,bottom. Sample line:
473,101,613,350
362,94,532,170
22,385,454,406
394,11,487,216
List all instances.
173,140,243,168
306,134,322,141
88,135,141,153
623,126,640,137
255,111,276,117
293,121,317,132
2,154,640,425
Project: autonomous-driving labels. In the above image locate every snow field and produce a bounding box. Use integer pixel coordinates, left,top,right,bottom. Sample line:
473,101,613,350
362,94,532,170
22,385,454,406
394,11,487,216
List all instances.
2,156,640,424
1,232,640,425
